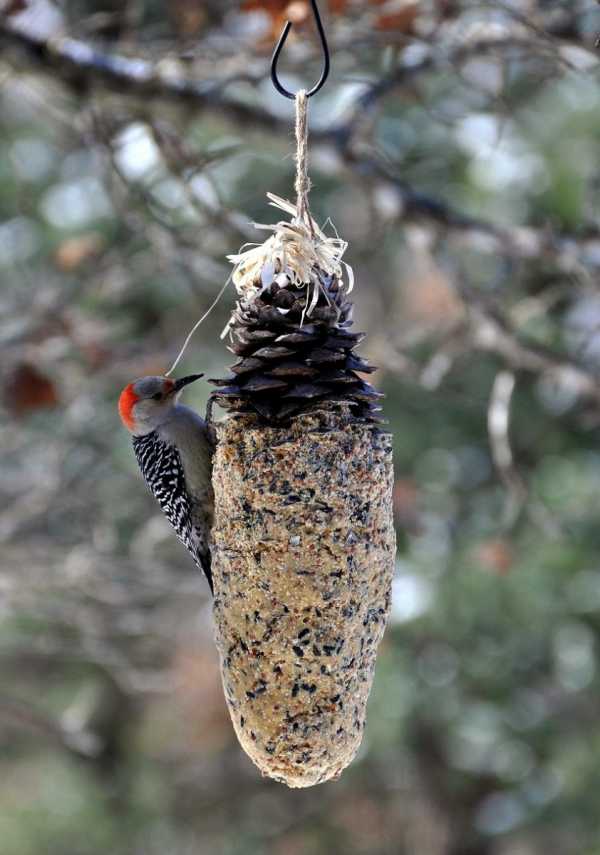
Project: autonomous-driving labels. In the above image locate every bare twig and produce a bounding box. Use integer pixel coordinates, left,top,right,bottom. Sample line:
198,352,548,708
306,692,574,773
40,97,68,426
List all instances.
0,693,102,759
468,306,600,404
488,370,527,523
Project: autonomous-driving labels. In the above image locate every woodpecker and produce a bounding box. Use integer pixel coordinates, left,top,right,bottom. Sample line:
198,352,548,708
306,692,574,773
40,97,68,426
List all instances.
118,374,214,593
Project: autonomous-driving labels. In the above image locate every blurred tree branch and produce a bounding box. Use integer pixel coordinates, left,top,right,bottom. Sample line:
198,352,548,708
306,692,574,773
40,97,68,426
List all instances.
0,25,286,132
0,692,102,760
3,16,600,279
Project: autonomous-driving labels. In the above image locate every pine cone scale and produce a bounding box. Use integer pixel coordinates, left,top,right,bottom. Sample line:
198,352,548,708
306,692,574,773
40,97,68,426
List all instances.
211,270,382,422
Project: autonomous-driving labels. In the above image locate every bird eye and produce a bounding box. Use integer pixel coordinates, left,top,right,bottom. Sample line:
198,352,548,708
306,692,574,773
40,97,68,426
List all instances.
151,392,162,401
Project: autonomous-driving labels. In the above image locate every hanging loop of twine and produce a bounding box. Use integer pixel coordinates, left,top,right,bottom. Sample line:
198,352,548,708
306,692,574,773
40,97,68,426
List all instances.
294,89,314,235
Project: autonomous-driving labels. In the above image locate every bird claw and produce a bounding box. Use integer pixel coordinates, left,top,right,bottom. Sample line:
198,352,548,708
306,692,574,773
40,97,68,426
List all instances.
205,393,216,425
205,394,219,447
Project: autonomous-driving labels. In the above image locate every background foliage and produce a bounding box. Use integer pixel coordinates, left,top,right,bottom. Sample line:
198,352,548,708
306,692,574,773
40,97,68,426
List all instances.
2,1,600,853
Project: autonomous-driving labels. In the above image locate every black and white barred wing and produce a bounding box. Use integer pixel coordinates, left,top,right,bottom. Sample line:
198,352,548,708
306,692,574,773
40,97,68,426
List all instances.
132,432,212,591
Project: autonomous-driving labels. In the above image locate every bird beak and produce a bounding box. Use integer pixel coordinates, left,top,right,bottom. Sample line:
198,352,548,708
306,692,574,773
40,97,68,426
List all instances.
172,374,204,394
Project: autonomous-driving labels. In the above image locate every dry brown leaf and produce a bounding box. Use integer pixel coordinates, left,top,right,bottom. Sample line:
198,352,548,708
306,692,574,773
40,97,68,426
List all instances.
405,269,463,329
332,797,389,847
168,0,208,38
375,0,419,32
475,539,514,575
1,0,28,16
172,647,233,751
401,228,464,330
393,477,421,533
54,232,104,272
242,0,352,43
4,363,59,416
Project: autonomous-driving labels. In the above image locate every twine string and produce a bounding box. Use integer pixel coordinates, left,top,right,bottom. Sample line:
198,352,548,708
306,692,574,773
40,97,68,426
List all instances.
165,273,232,377
294,89,314,234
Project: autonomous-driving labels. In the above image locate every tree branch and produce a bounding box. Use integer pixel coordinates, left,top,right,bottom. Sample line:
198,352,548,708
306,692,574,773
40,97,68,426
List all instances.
467,305,600,404
3,18,600,275
0,693,102,760
0,25,286,133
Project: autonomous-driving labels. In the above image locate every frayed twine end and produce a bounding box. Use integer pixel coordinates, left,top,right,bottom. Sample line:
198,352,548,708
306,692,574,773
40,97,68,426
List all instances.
226,193,354,298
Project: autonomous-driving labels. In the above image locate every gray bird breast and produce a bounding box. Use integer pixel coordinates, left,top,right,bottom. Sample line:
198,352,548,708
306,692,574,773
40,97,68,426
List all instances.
132,430,212,588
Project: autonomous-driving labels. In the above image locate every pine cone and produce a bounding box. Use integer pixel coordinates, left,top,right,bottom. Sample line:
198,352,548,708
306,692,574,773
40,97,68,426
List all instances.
209,268,384,423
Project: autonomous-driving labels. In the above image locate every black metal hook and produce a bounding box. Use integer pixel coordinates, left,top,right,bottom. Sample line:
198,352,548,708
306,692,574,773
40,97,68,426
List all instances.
270,0,330,100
